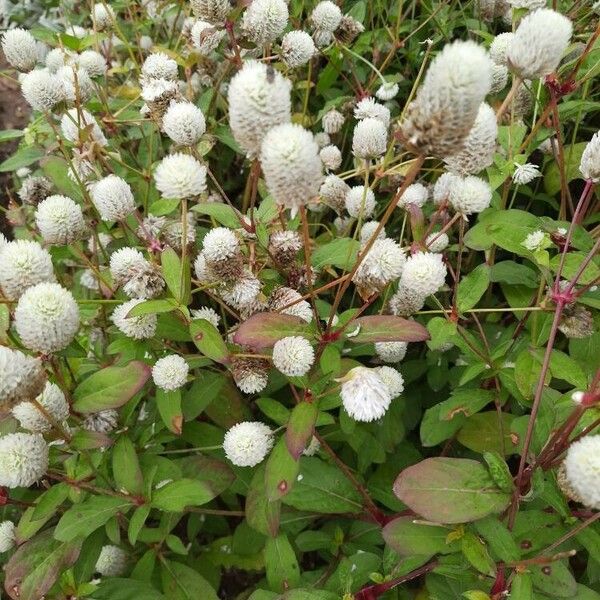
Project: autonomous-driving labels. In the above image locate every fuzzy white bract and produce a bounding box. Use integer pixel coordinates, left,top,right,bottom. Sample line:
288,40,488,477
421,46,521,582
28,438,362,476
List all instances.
376,81,399,101
354,98,390,127
109,247,147,284
191,306,221,328
375,366,404,397
2,28,38,72
152,355,189,391
223,421,274,467
35,195,87,245
111,299,157,339
228,61,292,158
319,144,342,170
0,433,48,488
0,346,46,409
322,109,345,134
426,231,450,253
448,175,492,215
154,153,207,199
190,0,230,23
15,283,80,353
91,175,136,221
580,132,600,182
310,1,342,32
564,436,600,509
507,9,572,80
400,40,492,158
202,227,240,261
398,183,428,208
490,32,513,66
190,21,225,55
281,31,317,68
352,238,405,296
242,0,289,45
0,521,16,552
272,336,315,376
95,545,129,577
433,172,460,205
57,66,94,102
352,117,387,159
60,108,107,145
400,252,446,298
92,2,115,29
360,221,386,244
345,185,376,218
83,409,119,433
20,69,65,111
142,52,178,81
522,229,546,252
161,101,206,145
78,50,107,77
375,341,408,363
12,382,69,433
340,366,392,422
0,240,56,300
512,163,541,185
260,123,323,217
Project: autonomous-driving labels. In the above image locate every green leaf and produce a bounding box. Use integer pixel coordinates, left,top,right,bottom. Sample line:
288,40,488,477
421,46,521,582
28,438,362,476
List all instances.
383,516,458,558
4,530,82,600
113,435,144,496
160,560,219,600
233,312,311,350
346,315,430,344
128,505,151,546
265,437,299,501
161,247,191,305
54,496,132,542
190,318,230,363
31,483,70,522
511,573,533,600
73,361,151,413
156,388,183,434
530,561,577,597
285,402,318,459
457,264,490,312
69,429,113,450
312,238,360,269
490,261,538,287
457,412,516,456
474,516,520,563
193,203,243,228
482,452,514,492
0,146,45,172
91,578,165,600
127,299,180,317
0,129,24,143
461,532,496,576
264,534,301,593
393,457,511,524
150,197,180,216
549,252,600,285
544,142,586,196
151,479,215,511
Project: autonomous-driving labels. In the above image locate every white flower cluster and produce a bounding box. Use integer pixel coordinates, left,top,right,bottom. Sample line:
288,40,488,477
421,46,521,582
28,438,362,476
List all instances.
223,421,274,467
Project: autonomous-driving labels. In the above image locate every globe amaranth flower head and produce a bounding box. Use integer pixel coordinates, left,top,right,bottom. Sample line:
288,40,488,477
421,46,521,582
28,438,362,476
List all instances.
95,545,129,577
242,0,289,46
426,231,450,253
110,247,148,285
389,284,427,317
352,238,406,298
202,227,240,262
0,240,56,300
260,123,323,217
60,108,107,145
319,144,342,171
0,433,49,488
78,50,108,77
190,0,231,23
398,182,429,208
444,103,497,176
310,1,342,33
580,131,600,182
320,174,350,214
354,98,390,127
20,69,65,112
433,172,459,205
83,409,119,433
507,8,572,80
92,2,115,30
448,175,492,215
111,299,158,339
231,356,270,394
400,252,447,298
400,40,493,158
359,220,386,245
322,108,345,134
15,283,80,354
91,175,136,221
57,66,94,103
18,175,53,205
162,101,206,146
490,64,509,94
154,153,207,199
345,185,376,219
522,229,548,252
269,230,302,266
0,346,46,410
375,365,405,398
190,21,226,56
2,28,38,72
152,355,189,391
223,421,274,467
272,336,315,377
12,382,69,433
489,32,514,66
228,60,292,158
281,31,317,69
35,195,87,245
268,286,313,323
564,435,600,510
191,306,221,329
512,162,541,185
339,366,392,422
0,521,16,553
508,0,546,9
352,117,387,159
376,81,399,101
375,341,408,363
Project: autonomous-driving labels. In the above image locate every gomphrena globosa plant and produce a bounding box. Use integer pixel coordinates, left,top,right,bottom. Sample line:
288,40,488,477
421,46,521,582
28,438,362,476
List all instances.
0,1,599,598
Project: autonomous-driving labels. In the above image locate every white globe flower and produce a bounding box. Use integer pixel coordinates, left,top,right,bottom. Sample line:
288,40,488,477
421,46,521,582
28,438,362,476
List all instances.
522,229,546,252
352,117,387,159
0,240,56,300
352,238,406,296
322,109,345,134
191,306,221,328
375,341,407,363
231,356,270,394
310,1,342,32
564,436,600,510
0,433,49,488
223,421,274,467
272,336,315,377
190,0,231,23
0,346,46,410
228,60,291,158
219,272,261,309
281,30,316,68
398,182,429,208
60,108,107,145
376,81,399,101
345,185,376,218
354,98,390,127
111,299,157,339
400,252,446,298
491,64,509,94
83,409,119,433
448,175,492,215
57,66,94,102
389,285,426,317
268,287,313,323
45,48,75,73
319,144,342,171
80,269,100,291
109,247,147,285
433,172,460,205
260,123,323,217
202,227,240,262
490,32,514,66
375,366,404,398
190,20,226,55
152,355,189,391
425,231,450,253
507,9,572,80
162,101,206,146
360,221,386,245
512,162,541,185
78,50,107,77
18,174,53,204
268,230,302,265
320,174,350,213
95,545,128,577
340,366,392,422
12,382,69,433
15,283,80,353
242,0,289,45
1,28,38,72
92,3,115,29
20,69,65,111
579,132,600,182
35,195,87,245
508,0,546,9
142,52,178,81
91,175,136,221
154,153,207,199
0,521,16,553
314,132,331,149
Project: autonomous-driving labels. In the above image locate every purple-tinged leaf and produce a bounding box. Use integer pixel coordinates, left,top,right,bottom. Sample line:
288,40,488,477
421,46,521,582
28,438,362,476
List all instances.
346,315,430,344
286,402,318,459
383,516,459,558
69,429,114,450
233,312,310,350
265,437,299,501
